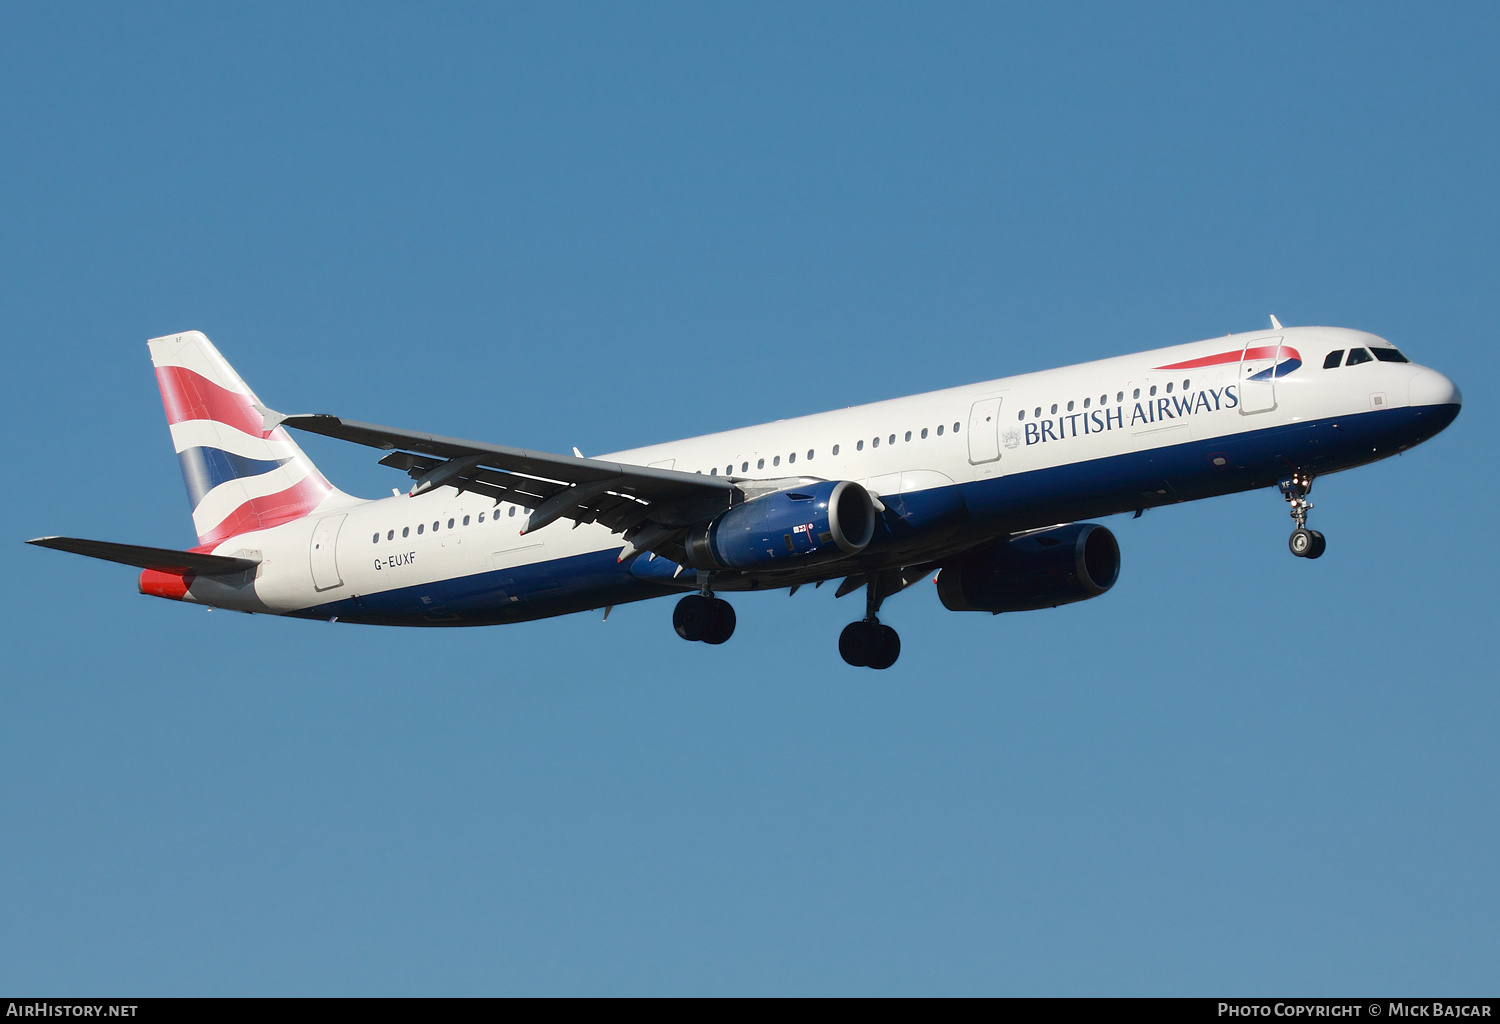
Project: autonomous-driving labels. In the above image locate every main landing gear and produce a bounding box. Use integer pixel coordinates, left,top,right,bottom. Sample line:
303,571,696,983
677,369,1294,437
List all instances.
839,574,901,670
673,578,736,645
1280,471,1326,560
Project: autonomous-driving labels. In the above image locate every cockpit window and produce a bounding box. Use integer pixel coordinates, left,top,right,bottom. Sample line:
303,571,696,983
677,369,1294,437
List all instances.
1373,347,1411,363
1323,350,1344,369
1345,348,1373,366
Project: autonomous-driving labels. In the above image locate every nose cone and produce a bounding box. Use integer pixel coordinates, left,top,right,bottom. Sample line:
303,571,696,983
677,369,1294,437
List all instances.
1409,368,1462,408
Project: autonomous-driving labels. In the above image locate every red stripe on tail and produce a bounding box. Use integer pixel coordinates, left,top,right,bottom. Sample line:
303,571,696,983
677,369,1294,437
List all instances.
155,365,271,438
196,474,333,547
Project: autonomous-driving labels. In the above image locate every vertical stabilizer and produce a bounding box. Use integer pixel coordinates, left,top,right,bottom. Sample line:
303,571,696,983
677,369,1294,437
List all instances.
148,331,345,548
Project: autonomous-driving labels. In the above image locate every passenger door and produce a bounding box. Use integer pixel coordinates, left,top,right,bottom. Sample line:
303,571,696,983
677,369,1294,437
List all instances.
1238,337,1282,415
967,396,1005,464
309,513,346,591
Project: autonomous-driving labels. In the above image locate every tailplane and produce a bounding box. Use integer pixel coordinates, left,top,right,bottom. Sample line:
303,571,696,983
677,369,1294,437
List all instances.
149,331,346,548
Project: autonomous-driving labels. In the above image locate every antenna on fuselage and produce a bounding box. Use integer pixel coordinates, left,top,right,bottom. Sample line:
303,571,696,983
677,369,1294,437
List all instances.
1269,315,1283,330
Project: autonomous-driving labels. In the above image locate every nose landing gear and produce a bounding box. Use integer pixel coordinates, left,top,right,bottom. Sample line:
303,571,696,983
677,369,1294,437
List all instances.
1280,471,1326,559
673,576,736,645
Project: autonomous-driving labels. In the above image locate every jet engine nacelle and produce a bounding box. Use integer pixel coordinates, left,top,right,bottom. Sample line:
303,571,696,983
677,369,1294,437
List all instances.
937,523,1120,613
684,480,876,570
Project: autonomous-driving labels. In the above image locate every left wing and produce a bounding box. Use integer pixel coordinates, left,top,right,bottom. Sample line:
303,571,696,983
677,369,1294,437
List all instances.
273,411,737,562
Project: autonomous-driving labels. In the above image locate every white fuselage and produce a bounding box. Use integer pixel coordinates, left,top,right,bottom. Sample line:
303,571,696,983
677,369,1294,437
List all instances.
178,325,1459,624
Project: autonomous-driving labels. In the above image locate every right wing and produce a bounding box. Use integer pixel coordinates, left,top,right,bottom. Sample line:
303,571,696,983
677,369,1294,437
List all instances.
274,411,739,562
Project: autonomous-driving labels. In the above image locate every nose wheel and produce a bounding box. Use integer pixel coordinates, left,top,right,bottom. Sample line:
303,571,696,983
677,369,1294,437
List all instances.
1280,471,1326,559
673,592,736,645
1288,528,1325,558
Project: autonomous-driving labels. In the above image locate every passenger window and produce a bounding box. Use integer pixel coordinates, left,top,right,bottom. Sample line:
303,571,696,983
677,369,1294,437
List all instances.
904,431,911,442
774,455,781,466
387,530,394,540
1373,348,1410,363
1067,401,1074,411
1346,348,1373,366
1183,379,1190,389
791,452,798,464
1017,412,1024,421
463,515,470,526
478,513,485,522
1050,404,1057,414
832,444,840,455
402,527,409,538
710,467,717,475
1117,392,1124,402
1324,350,1344,368
936,425,943,435
509,507,516,517
807,450,814,460
417,524,424,535
1149,386,1157,396
741,462,749,472
889,434,896,445
1133,388,1140,399
433,521,440,532
1083,398,1090,408
757,458,765,469
1166,383,1173,393
447,518,454,529
727,465,733,474
953,422,960,432
856,440,864,451
372,533,379,544
872,437,880,448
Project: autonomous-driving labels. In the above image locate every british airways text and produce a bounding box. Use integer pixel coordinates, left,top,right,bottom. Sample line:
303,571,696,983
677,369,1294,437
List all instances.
1024,385,1239,445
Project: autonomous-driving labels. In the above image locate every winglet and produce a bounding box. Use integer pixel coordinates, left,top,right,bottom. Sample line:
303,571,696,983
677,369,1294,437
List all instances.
1269,315,1283,330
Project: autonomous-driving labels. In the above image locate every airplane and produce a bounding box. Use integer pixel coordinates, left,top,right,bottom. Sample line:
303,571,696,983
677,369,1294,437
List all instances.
28,322,1460,669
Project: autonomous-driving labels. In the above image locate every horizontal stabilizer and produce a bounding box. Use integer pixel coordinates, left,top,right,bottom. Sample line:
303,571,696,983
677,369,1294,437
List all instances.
26,537,260,576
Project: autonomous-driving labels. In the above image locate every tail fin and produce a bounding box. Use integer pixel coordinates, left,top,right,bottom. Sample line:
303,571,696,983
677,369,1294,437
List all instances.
148,331,345,548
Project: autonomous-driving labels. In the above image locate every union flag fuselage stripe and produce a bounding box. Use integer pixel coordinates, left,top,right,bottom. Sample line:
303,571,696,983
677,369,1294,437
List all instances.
178,447,291,508
155,365,270,439
1154,345,1299,370
194,474,333,548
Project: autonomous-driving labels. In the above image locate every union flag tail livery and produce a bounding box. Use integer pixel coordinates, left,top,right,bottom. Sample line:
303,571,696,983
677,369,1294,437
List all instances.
29,323,1460,669
149,331,344,548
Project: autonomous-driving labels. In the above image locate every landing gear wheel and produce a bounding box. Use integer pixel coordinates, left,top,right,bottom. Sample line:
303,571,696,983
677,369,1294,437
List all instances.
839,621,900,669
700,600,736,645
673,594,711,641
839,621,874,667
1289,528,1314,558
1305,530,1326,560
674,595,736,644
867,624,901,670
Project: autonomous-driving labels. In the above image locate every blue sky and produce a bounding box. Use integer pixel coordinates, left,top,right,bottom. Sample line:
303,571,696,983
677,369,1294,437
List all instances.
2,2,1496,995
